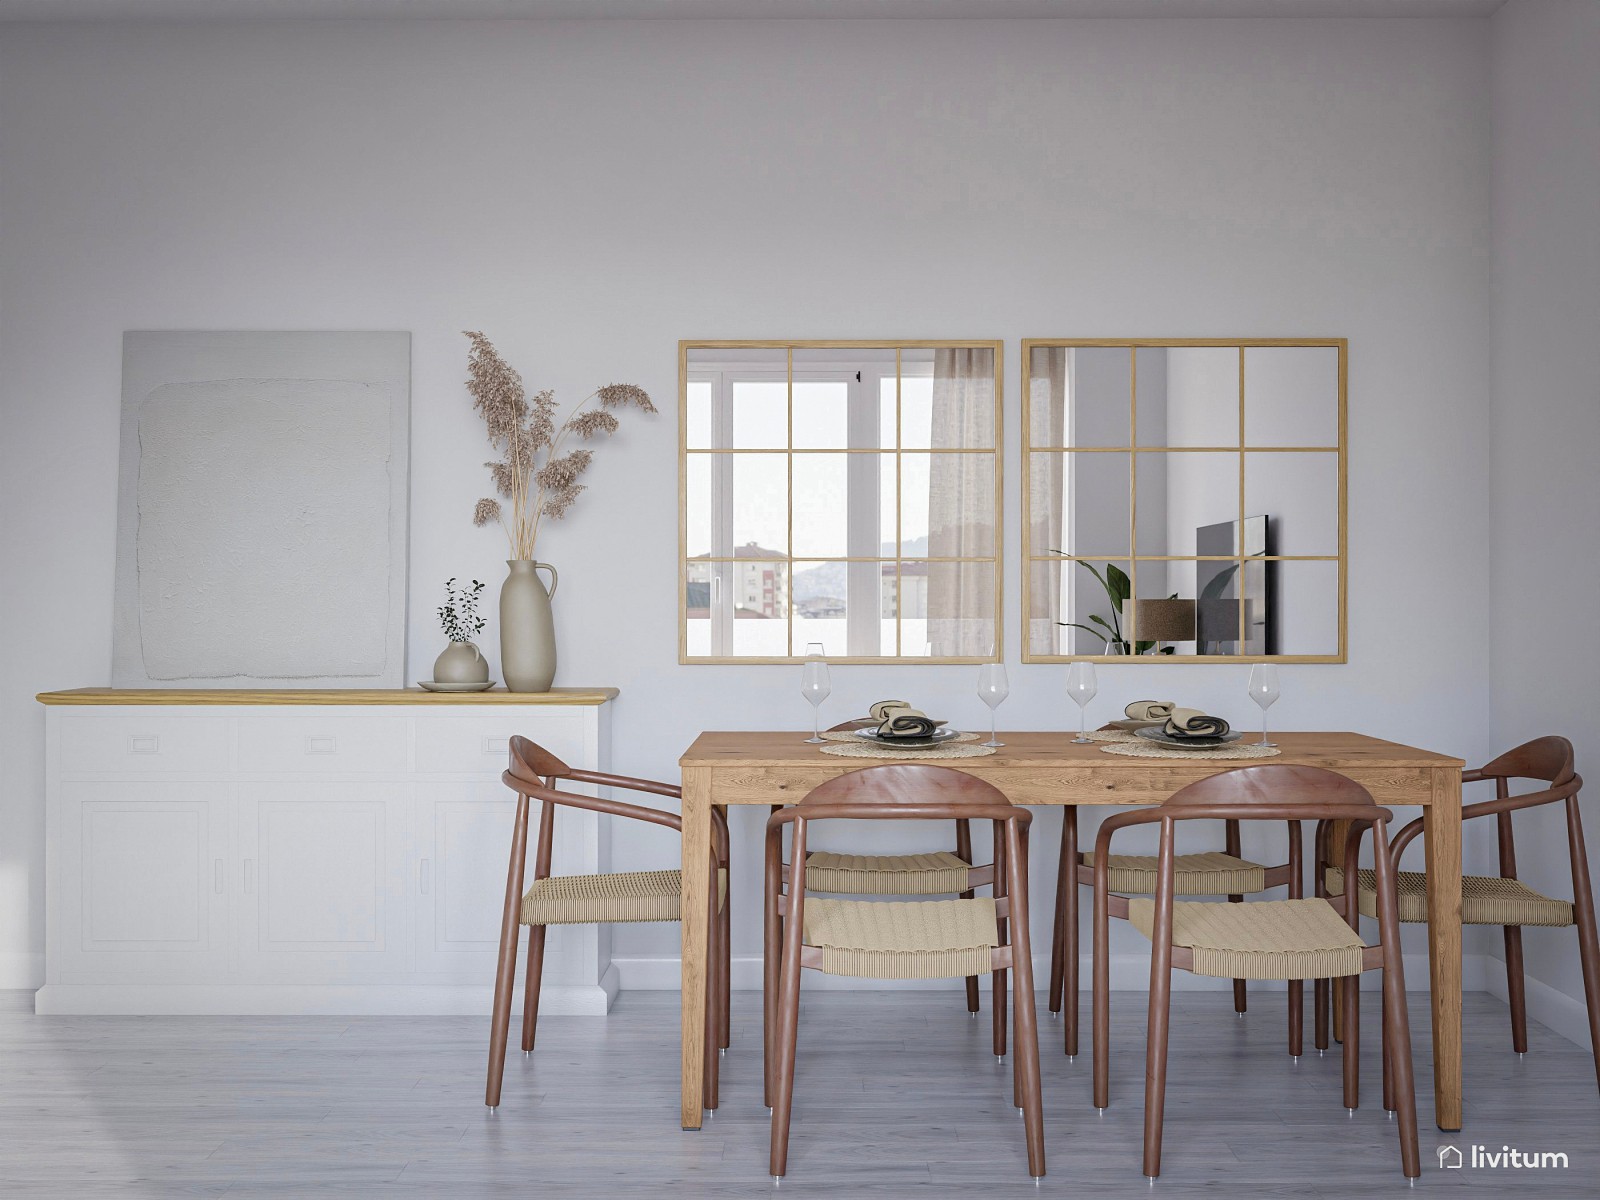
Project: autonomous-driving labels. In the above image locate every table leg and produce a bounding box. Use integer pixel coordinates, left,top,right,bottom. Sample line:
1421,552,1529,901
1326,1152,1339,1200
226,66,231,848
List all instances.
680,767,713,1131
1425,766,1464,1131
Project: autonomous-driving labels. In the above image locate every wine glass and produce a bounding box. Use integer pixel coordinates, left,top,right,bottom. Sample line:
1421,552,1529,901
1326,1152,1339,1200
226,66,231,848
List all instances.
1248,663,1280,747
976,663,1009,748
800,643,831,744
1066,661,1098,744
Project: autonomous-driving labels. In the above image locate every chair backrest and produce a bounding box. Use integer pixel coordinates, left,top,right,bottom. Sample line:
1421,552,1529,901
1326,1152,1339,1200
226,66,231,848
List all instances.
778,763,1020,824
1160,764,1387,825
1480,735,1576,788
507,735,571,790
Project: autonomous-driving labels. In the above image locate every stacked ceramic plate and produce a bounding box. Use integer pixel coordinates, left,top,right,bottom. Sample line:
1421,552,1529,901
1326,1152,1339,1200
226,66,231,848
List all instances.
852,728,961,750
1134,726,1243,750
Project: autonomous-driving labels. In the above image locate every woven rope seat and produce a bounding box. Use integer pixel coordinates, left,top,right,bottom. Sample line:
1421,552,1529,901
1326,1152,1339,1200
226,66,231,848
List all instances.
801,850,971,896
1128,897,1368,981
1325,866,1573,928
802,897,997,980
520,869,727,927
1081,850,1267,896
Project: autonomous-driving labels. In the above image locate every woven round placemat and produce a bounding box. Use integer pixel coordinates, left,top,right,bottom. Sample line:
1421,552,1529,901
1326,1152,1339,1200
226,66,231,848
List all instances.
1098,740,1281,761
819,739,997,761
1084,729,1138,743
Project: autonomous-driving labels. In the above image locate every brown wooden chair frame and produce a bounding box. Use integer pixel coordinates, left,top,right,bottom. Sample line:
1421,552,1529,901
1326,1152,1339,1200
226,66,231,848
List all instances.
1092,765,1420,1181
1313,734,1597,1090
485,735,730,1113
1050,807,1302,1055
774,719,998,1036
763,764,1045,1180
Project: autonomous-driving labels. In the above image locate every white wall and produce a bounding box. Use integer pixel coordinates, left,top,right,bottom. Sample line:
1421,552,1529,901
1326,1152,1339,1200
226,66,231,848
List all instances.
1488,0,1600,1042
0,17,1499,988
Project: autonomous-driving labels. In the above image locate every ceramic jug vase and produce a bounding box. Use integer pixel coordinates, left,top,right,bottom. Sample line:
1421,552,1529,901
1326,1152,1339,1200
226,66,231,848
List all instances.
500,560,558,693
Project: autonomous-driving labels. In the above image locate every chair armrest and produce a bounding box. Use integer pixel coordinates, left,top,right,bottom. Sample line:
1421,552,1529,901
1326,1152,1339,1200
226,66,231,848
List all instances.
562,767,683,801
508,774,682,831
1461,777,1581,822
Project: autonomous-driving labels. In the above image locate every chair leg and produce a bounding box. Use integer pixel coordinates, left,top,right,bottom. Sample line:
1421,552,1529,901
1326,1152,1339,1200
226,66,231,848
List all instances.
1333,973,1345,1043
1503,926,1529,1054
1010,903,1046,1175
1567,798,1600,1092
957,818,980,1014
1064,870,1081,1056
1342,974,1360,1110
1288,979,1302,1057
764,900,780,1108
1092,872,1111,1109
1048,809,1076,1016
1142,953,1174,1179
769,929,803,1177
1382,988,1395,1112
703,893,720,1111
520,923,547,1052
1225,820,1247,1014
1382,964,1421,1177
1314,978,1330,1051
993,825,1008,1058
719,888,732,1051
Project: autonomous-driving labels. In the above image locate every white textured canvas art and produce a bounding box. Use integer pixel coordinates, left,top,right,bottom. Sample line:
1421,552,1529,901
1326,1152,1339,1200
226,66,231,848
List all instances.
113,332,410,688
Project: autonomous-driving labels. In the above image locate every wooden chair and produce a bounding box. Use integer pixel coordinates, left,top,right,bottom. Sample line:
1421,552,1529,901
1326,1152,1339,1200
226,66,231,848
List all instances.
1050,804,1301,1054
485,735,730,1112
764,764,1044,1180
773,719,1002,1046
1092,765,1419,1181
1318,734,1596,1087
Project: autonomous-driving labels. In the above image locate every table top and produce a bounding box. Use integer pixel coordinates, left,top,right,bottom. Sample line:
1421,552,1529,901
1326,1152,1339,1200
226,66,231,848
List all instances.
680,730,1463,770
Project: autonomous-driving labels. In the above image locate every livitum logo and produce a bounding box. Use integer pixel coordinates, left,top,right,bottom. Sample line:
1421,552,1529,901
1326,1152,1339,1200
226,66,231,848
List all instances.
1437,1144,1571,1170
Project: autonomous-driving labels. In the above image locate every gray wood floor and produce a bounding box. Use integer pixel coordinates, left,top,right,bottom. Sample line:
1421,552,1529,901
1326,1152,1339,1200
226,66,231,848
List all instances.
0,989,1595,1198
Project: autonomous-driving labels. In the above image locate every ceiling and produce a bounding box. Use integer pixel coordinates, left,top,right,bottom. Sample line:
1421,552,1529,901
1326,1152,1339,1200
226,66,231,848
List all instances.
0,0,1508,21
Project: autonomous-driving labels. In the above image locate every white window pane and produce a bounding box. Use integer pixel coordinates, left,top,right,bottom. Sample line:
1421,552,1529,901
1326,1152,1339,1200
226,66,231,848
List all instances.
731,454,787,555
732,380,786,449
791,380,848,450
792,455,847,558
686,379,714,450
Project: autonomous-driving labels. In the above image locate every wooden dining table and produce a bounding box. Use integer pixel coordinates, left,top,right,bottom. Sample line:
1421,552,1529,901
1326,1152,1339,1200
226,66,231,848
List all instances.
676,730,1465,1133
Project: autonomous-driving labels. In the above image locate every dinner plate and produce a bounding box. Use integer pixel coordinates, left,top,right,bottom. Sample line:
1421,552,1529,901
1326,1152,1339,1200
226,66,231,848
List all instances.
1134,726,1243,749
852,728,961,750
1107,718,1164,731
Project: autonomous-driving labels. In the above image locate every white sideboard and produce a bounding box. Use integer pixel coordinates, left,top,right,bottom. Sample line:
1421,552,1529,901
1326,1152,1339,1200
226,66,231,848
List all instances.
37,688,618,1015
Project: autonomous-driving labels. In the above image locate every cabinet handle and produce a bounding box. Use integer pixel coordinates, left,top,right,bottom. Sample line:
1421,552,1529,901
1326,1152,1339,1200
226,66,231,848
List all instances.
243,859,254,894
419,858,431,895
483,737,509,757
214,859,224,894
129,734,160,755
306,735,337,755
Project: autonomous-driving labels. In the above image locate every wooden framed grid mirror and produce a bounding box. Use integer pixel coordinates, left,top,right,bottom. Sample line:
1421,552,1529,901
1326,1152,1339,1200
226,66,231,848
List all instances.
680,341,1002,664
1022,339,1346,663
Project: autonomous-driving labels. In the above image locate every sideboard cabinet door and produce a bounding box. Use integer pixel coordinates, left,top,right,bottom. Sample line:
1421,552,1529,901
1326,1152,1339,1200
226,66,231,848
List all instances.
54,782,232,984
234,782,414,982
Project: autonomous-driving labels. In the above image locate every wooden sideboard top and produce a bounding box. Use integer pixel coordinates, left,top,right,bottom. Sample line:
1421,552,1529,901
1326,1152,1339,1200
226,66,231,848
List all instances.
37,687,620,707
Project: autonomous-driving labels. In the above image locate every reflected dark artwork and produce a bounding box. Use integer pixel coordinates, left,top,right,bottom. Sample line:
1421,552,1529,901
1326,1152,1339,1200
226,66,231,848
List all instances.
1196,515,1271,655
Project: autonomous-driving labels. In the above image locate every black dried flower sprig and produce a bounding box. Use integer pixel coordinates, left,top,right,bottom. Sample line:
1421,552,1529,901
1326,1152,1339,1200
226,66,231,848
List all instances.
464,331,656,559
438,577,487,643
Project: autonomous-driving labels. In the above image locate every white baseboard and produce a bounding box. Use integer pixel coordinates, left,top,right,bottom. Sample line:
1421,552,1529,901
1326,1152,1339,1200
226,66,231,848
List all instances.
1483,961,1594,1050
33,979,618,1017
613,952,1487,994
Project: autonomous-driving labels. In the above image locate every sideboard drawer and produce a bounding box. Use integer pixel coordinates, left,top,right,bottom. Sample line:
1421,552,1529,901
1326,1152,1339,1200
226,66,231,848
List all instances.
60,716,231,775
414,714,585,775
238,717,410,774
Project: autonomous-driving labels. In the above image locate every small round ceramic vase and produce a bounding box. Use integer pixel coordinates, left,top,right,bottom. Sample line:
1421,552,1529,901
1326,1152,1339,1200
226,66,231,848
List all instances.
432,640,490,685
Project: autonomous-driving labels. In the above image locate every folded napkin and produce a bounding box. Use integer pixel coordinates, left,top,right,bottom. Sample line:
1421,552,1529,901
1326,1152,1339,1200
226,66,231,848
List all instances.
1125,700,1177,722
1164,708,1232,739
868,699,944,740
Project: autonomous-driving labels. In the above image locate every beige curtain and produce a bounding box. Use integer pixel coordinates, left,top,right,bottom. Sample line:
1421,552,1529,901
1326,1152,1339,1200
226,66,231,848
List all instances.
927,347,996,657
1029,347,1066,654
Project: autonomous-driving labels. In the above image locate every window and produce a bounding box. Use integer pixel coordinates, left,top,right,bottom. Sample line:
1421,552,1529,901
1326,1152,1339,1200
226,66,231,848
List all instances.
681,342,1001,663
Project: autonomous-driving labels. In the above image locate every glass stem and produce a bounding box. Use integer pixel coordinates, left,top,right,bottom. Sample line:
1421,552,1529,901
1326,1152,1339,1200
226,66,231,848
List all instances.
814,708,821,741
1261,713,1268,746
1080,707,1087,740
991,710,998,745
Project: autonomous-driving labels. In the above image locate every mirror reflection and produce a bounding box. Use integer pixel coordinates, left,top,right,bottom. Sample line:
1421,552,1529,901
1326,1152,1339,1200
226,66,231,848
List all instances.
1024,340,1344,662
683,342,1000,662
